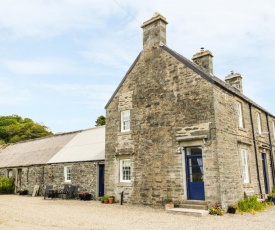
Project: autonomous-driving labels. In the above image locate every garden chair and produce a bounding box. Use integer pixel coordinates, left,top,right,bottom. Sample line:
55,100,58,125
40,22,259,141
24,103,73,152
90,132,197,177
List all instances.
58,184,70,199
44,185,53,200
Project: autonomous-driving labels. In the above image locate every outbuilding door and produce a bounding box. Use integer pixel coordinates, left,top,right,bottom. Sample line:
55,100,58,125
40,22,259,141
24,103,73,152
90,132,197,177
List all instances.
98,164,105,197
186,147,205,200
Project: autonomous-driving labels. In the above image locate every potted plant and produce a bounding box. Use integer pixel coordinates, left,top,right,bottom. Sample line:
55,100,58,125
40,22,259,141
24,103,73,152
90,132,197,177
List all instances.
108,195,115,204
102,196,109,204
163,198,174,210
267,192,275,204
267,186,275,204
227,204,237,214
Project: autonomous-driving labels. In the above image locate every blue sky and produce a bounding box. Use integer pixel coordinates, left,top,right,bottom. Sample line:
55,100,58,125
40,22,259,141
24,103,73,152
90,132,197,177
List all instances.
0,0,275,133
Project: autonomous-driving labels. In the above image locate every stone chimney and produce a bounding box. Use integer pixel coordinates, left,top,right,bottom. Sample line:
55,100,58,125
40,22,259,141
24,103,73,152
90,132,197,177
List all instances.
192,48,214,74
141,13,168,49
225,71,243,93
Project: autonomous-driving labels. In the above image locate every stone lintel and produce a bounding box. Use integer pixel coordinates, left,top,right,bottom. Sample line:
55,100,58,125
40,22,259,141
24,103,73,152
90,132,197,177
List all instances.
176,135,208,142
237,139,252,146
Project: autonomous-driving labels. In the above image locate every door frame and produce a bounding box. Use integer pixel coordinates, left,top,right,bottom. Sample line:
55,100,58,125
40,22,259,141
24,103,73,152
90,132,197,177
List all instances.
185,146,205,200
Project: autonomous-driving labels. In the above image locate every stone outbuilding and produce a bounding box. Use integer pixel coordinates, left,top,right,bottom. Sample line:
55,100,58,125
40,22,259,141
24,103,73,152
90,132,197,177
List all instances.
104,13,275,208
0,126,105,198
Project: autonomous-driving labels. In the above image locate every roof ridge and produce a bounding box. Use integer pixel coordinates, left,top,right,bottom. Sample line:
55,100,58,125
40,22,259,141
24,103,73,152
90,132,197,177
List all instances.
161,45,274,117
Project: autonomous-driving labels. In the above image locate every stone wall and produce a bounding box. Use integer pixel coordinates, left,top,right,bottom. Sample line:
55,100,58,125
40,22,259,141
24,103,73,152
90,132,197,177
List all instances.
0,161,103,198
105,43,275,207
213,83,275,206
105,44,218,206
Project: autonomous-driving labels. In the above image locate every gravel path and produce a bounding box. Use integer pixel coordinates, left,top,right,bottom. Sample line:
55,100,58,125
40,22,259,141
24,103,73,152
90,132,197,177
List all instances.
0,195,274,230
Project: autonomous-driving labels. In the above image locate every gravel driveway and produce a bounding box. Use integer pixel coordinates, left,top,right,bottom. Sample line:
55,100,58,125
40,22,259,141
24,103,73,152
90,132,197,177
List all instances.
0,195,274,230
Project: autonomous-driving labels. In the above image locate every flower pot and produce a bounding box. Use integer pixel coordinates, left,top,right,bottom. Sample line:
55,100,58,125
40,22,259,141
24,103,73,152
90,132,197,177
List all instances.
108,197,113,204
104,199,109,204
165,202,174,210
227,207,236,214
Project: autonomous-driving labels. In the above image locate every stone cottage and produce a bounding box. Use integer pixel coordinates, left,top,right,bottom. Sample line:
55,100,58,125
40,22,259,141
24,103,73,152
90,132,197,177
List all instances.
0,126,105,198
104,13,275,208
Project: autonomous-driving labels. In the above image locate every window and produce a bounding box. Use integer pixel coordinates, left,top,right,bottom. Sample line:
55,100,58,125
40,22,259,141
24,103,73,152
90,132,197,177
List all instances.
64,166,72,182
121,110,130,132
257,113,262,134
236,102,244,128
241,149,249,183
7,169,13,178
120,159,131,182
272,121,275,139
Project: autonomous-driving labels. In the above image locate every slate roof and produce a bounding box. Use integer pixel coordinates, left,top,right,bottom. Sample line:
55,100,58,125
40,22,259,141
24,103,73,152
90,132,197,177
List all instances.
105,44,274,118
47,126,105,164
0,126,105,168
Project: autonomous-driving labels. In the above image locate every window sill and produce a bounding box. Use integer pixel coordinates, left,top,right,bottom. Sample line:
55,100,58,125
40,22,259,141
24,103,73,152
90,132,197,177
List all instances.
243,183,253,188
118,131,132,136
117,182,132,187
238,127,247,132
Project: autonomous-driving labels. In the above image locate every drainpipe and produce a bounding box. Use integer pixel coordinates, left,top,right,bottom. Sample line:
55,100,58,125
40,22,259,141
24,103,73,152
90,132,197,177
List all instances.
249,104,262,195
265,113,275,185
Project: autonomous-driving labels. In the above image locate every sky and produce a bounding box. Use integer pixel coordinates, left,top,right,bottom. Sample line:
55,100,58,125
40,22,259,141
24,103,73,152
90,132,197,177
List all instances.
0,0,275,133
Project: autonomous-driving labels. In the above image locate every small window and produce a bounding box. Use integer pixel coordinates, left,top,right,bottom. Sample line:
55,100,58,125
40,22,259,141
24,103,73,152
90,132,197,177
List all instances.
120,159,131,182
257,113,262,134
241,149,249,183
7,169,13,178
121,110,130,132
236,102,244,128
272,121,275,139
64,166,72,183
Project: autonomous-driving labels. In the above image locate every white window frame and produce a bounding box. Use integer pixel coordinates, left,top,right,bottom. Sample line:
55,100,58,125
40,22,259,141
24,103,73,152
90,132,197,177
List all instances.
121,110,130,132
7,169,13,178
236,101,244,128
257,112,262,135
241,149,249,183
64,166,72,183
120,159,131,182
272,121,275,140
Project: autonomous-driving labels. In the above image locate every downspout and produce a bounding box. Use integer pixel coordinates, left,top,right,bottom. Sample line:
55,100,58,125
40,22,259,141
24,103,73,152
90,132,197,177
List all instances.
265,113,275,185
249,104,262,195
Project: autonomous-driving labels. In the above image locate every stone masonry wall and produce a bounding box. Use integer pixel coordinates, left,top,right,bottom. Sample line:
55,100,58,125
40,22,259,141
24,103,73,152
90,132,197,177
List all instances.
213,84,275,207
105,44,218,206
0,161,102,198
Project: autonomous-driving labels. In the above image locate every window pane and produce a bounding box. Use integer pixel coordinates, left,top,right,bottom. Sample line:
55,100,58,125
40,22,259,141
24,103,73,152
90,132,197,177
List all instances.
121,110,130,131
121,159,131,182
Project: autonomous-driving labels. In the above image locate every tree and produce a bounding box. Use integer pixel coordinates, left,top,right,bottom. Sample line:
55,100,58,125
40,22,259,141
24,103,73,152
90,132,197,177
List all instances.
0,115,53,144
95,115,106,127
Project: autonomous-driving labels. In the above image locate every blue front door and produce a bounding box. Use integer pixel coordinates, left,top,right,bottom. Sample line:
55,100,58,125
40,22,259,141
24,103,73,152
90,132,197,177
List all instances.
186,147,205,200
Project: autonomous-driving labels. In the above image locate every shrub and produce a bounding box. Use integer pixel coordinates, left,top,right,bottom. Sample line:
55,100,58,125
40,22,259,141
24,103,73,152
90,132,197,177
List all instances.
237,195,265,213
0,177,15,194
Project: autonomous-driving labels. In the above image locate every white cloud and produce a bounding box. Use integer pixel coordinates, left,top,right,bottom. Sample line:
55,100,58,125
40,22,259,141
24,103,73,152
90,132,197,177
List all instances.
0,78,30,105
4,58,77,75
42,83,117,109
0,0,121,39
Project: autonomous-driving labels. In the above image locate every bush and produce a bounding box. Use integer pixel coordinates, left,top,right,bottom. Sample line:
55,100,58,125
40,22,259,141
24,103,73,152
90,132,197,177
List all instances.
237,195,265,213
0,177,15,194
